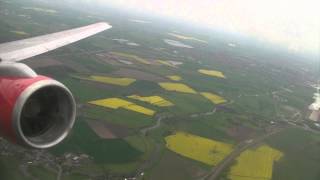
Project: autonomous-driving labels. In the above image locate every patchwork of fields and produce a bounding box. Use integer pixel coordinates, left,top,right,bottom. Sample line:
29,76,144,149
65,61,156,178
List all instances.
3,1,315,179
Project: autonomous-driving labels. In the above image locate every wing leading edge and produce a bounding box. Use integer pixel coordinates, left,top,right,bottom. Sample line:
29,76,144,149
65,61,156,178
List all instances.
0,22,111,62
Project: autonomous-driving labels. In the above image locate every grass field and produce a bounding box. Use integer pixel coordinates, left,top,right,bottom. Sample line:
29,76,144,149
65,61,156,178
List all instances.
51,119,143,164
265,128,320,180
84,105,154,128
159,82,197,94
161,93,213,115
56,53,115,74
200,92,227,104
128,95,174,107
0,156,33,180
165,132,233,165
228,145,283,180
148,150,208,180
59,77,116,103
28,166,56,180
198,69,226,79
89,98,156,116
174,111,236,142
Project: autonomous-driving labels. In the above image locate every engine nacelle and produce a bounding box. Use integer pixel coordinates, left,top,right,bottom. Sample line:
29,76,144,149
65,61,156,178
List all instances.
0,64,76,148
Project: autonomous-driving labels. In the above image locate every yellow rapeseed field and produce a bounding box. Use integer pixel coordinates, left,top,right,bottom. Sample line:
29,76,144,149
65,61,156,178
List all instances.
159,82,197,94
10,31,29,35
201,92,227,104
228,145,283,180
124,104,155,116
74,75,136,86
198,69,226,78
128,95,174,107
110,52,151,64
22,7,58,14
89,98,155,116
165,132,233,166
168,33,207,43
157,60,176,67
166,75,182,81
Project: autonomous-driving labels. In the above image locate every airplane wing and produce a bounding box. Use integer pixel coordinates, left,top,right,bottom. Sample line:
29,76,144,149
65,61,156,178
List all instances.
0,22,111,62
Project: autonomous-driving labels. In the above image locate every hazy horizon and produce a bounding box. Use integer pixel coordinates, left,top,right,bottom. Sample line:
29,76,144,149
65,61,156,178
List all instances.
77,0,319,56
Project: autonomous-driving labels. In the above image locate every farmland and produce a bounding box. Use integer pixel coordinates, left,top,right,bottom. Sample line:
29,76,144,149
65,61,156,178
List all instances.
84,105,154,128
0,0,318,179
201,92,227,104
157,60,176,67
265,128,320,180
227,145,283,180
89,98,156,116
168,32,207,43
166,75,182,81
51,119,143,164
159,82,197,94
165,132,233,165
73,75,136,86
128,95,174,107
86,119,130,139
110,51,151,64
10,30,29,35
198,69,226,78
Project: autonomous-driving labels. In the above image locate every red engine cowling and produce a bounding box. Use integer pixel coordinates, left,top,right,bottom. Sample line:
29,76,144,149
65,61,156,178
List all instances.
0,65,76,149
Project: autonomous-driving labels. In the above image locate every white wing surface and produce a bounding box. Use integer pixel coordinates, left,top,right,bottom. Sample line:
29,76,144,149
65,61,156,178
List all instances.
0,22,111,62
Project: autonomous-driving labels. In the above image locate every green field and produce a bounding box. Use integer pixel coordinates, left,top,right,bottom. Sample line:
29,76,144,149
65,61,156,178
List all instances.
147,150,208,180
0,156,32,180
51,119,143,164
83,105,155,129
266,128,320,180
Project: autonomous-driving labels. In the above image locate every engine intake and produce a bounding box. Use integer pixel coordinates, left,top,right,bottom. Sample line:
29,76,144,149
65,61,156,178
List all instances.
13,79,76,148
0,64,76,148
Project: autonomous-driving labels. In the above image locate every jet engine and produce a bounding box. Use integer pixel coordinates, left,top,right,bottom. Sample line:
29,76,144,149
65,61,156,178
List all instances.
0,63,76,148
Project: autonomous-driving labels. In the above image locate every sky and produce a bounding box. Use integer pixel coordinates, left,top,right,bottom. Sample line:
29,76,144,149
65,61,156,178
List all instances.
100,0,319,55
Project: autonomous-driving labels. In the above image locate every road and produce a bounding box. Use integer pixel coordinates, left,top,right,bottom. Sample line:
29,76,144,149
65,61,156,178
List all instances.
203,127,285,180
